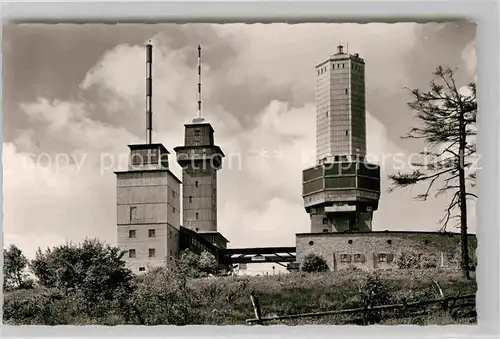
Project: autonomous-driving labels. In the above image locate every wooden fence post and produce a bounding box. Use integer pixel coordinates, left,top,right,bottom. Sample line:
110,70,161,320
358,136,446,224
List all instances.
448,291,461,319
250,292,263,325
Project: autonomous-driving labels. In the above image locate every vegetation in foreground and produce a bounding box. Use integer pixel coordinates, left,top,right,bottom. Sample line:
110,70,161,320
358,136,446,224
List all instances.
3,241,476,326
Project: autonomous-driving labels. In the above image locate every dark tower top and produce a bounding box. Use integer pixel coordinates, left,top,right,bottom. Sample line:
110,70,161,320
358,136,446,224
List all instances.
175,118,224,169
184,120,215,147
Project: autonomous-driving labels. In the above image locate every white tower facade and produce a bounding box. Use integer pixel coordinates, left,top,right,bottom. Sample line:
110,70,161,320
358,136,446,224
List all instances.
316,44,367,164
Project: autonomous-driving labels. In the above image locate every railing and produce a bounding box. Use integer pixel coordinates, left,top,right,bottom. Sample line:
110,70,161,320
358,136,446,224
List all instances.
246,282,475,325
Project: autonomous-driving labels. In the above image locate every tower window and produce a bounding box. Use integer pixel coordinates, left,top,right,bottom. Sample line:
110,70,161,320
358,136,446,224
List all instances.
148,229,156,238
189,196,193,203
346,130,349,136
326,112,329,117
138,267,145,272
129,230,136,238
377,253,387,262
173,207,176,214
194,129,200,136
129,207,137,224
149,248,156,258
195,181,199,188
323,218,329,225
172,190,176,198
196,212,199,220
342,63,345,68
128,249,136,258
322,229,329,233
194,140,200,146
345,89,348,94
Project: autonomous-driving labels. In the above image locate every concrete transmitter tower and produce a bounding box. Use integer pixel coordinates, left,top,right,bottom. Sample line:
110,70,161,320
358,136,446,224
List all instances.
302,44,380,233
115,42,181,273
174,45,228,249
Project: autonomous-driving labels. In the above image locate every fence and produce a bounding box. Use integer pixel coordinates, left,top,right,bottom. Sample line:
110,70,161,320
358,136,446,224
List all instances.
246,282,475,325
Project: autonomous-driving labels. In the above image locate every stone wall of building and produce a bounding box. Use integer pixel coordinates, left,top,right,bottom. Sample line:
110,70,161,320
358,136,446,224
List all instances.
116,170,181,274
296,231,477,272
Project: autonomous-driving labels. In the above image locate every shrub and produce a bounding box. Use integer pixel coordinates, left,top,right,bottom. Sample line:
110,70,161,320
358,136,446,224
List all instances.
302,254,329,273
176,250,219,278
130,267,202,325
397,252,437,269
30,239,134,299
468,245,477,272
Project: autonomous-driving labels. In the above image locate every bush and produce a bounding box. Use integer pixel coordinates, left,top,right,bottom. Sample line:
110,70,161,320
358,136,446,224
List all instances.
397,251,437,269
176,250,219,278
130,267,202,325
302,254,329,272
360,274,392,306
469,245,477,272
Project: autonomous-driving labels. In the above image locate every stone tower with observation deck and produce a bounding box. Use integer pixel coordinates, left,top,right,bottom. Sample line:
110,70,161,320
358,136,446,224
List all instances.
174,45,228,250
302,44,381,233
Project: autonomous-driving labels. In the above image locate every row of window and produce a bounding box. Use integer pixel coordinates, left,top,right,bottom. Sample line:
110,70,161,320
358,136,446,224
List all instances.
129,228,156,238
317,62,362,76
128,248,176,258
128,248,156,258
129,228,179,240
339,253,393,263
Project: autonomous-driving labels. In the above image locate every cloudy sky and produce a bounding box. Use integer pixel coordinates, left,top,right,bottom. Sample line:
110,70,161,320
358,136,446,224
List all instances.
2,22,477,259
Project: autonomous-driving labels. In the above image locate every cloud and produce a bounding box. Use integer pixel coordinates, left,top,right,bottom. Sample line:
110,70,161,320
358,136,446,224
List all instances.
2,142,118,257
462,39,476,79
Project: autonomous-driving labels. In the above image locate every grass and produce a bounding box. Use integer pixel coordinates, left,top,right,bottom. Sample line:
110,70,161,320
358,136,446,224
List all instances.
3,269,476,326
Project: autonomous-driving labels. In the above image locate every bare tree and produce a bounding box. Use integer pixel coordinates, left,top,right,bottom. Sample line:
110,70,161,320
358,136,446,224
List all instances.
388,66,477,279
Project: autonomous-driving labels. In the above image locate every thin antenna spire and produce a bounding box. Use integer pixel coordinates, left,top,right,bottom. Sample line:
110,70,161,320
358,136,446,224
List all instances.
146,40,153,144
346,42,349,54
197,44,202,119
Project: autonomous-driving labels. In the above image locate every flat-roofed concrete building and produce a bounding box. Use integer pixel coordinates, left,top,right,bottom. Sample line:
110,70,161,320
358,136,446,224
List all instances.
115,143,181,273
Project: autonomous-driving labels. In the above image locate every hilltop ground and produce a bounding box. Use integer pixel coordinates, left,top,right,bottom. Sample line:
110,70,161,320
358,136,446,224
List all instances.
3,268,476,326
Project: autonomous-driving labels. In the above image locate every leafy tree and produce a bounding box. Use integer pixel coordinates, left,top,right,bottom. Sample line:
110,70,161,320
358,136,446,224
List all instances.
176,249,218,278
301,254,329,273
388,66,477,279
198,251,219,276
3,244,33,291
30,239,135,306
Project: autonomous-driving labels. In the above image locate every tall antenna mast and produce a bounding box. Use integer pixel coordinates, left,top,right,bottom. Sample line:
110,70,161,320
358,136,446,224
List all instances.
346,42,349,54
197,44,202,119
146,41,153,144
